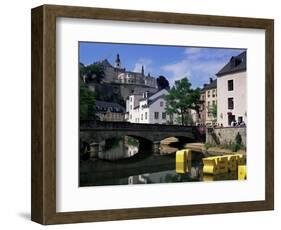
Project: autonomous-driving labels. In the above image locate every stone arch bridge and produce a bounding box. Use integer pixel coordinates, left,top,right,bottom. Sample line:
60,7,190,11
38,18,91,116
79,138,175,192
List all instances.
80,121,204,156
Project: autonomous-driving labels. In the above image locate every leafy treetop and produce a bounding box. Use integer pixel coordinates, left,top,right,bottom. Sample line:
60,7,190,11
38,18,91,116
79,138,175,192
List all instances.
165,77,200,125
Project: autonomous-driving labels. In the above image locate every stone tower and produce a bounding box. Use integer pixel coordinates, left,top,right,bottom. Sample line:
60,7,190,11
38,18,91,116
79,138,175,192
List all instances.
141,65,144,76
115,53,121,68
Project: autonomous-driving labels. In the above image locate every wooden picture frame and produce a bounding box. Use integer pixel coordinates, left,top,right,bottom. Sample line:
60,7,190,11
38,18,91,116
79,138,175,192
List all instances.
31,4,274,225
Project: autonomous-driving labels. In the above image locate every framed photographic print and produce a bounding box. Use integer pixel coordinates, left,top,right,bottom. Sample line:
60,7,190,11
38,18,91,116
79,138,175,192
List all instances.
31,4,274,224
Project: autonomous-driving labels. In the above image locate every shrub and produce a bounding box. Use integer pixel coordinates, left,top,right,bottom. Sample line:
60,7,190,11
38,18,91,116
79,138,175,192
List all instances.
230,142,239,152
205,143,215,149
211,132,220,145
235,132,242,146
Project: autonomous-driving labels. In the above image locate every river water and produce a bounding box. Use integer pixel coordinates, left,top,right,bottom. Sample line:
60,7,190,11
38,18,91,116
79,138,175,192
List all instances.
79,136,237,187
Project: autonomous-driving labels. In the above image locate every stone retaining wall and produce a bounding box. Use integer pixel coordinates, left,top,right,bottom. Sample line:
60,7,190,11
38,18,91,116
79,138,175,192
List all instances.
206,127,246,146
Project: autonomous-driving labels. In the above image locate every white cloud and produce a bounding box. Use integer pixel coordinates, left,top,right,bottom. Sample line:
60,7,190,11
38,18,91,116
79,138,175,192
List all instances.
133,58,153,74
162,56,226,87
161,47,245,87
183,47,205,61
162,60,192,84
184,47,202,55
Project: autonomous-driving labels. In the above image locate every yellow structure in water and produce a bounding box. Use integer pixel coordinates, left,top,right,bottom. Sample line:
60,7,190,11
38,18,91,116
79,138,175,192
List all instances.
237,154,246,165
176,149,191,173
203,154,246,177
238,165,247,180
202,156,228,175
202,157,219,175
175,149,247,180
175,150,186,173
218,156,228,174
226,155,238,171
203,171,238,181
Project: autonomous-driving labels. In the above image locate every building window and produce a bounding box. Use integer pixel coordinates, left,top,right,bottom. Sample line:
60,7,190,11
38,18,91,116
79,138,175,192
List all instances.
141,114,143,120
130,105,132,110
130,97,132,102
238,116,243,124
228,97,234,109
130,114,132,119
160,101,164,107
154,112,159,119
162,112,166,119
145,112,147,120
228,114,235,126
169,114,174,124
228,80,234,91
212,100,216,106
207,90,210,97
212,89,216,97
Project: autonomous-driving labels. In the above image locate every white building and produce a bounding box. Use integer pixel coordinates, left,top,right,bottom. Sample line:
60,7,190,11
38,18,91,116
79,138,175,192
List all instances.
126,89,197,125
216,51,247,127
200,78,217,126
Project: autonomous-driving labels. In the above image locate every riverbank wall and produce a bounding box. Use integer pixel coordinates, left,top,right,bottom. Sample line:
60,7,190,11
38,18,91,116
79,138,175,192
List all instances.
206,127,246,146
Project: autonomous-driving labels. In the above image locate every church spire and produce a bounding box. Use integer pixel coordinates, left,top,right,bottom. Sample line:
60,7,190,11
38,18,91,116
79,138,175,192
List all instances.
115,53,121,68
141,65,144,75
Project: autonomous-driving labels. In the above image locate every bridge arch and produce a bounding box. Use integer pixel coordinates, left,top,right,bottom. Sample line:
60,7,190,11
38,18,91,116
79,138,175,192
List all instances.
100,134,154,152
80,121,204,157
125,135,153,150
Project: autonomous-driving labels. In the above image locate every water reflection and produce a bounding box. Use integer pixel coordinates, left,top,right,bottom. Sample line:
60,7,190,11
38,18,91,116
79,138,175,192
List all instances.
79,136,238,187
127,168,204,185
128,174,149,184
203,171,238,181
98,137,140,160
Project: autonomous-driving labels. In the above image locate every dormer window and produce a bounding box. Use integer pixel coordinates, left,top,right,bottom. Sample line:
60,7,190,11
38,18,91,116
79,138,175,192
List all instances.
235,58,241,66
230,57,242,67
230,57,236,67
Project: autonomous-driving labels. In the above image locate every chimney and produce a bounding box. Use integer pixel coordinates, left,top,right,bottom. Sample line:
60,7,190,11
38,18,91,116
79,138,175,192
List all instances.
145,91,149,98
209,78,213,83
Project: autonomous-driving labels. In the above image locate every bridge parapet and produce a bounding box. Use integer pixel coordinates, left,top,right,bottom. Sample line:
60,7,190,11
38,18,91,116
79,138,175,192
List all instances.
80,120,195,132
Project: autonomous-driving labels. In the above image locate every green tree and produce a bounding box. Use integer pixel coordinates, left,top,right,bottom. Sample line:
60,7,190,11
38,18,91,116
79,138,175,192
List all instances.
156,75,170,90
80,80,96,120
165,77,200,126
79,62,86,79
79,62,105,83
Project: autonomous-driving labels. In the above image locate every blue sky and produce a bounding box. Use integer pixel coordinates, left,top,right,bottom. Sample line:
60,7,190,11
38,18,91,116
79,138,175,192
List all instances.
79,42,245,88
